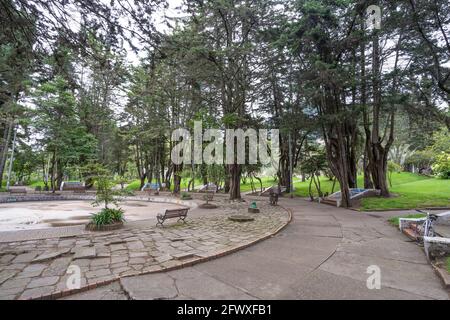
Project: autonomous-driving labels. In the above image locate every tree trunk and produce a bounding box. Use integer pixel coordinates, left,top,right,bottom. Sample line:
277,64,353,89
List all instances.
173,164,182,194
254,175,263,192
363,150,373,189
346,123,358,189
56,160,63,190
50,151,56,192
139,176,146,190
323,123,352,208
364,29,398,197
347,48,359,189
277,136,292,192
0,121,13,187
164,164,173,190
277,160,291,192
367,143,390,196
223,164,230,193
228,163,241,200
320,86,353,207
146,167,153,185
201,164,208,185
335,133,352,207
360,13,373,191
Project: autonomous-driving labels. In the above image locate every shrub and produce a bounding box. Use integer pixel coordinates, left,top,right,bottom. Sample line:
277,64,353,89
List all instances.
405,150,434,169
117,188,134,196
81,163,109,188
91,208,125,226
428,129,450,154
300,150,329,199
388,161,403,187
181,191,191,199
432,152,450,179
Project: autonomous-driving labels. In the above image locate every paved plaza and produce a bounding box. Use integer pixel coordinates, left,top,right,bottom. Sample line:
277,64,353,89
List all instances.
0,198,289,300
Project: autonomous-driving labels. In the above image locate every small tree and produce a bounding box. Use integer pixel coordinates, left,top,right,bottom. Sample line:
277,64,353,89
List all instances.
90,173,125,228
387,161,402,187
405,150,434,173
81,163,109,189
301,151,328,200
93,175,119,209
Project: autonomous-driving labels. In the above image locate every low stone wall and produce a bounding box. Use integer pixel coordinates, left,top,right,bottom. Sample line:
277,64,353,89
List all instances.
0,194,95,203
398,216,450,260
424,236,450,260
0,194,197,209
436,211,450,226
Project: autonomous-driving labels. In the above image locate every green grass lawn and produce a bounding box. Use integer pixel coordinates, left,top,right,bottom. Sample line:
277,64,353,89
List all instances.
291,172,449,211
293,177,343,197
239,177,277,192
361,173,450,211
125,180,143,191
294,172,450,211
29,180,46,187
387,213,426,227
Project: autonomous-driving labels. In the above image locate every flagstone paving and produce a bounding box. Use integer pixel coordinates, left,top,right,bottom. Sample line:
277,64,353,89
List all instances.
0,200,289,300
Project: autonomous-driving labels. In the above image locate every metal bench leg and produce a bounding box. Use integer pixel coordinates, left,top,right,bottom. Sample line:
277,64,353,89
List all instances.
178,216,186,223
156,217,165,227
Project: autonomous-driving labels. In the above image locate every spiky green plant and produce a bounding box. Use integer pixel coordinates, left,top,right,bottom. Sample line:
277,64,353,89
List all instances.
91,208,125,226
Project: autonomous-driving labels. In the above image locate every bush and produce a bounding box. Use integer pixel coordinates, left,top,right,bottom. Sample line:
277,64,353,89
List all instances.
432,152,450,179
181,191,191,199
91,208,125,226
388,161,403,187
81,163,110,188
117,188,134,196
405,150,434,169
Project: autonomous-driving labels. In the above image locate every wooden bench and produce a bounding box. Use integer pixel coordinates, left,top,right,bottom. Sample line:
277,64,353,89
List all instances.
156,208,189,227
199,183,218,193
9,188,27,195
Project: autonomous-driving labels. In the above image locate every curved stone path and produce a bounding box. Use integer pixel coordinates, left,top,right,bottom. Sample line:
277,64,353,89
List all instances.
64,198,449,300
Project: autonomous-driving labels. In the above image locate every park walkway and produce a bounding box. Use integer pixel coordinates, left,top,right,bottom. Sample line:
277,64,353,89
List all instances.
65,198,449,300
